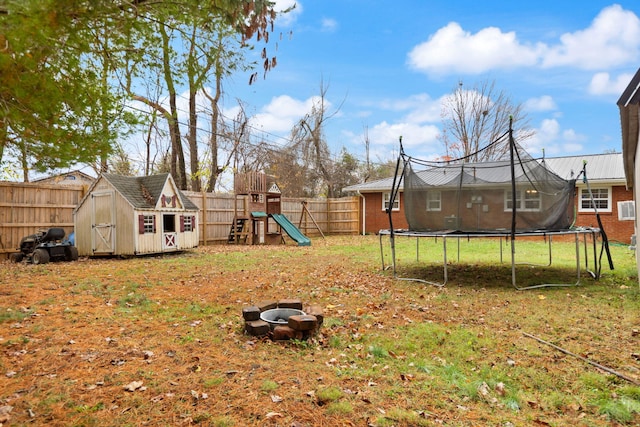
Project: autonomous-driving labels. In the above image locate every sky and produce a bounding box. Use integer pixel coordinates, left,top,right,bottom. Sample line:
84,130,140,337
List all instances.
216,0,640,166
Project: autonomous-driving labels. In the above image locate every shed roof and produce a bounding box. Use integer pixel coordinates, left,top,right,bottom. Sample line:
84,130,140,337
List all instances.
102,173,199,211
343,152,625,193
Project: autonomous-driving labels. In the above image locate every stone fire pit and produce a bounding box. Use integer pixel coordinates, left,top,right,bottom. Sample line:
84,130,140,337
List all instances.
242,299,323,340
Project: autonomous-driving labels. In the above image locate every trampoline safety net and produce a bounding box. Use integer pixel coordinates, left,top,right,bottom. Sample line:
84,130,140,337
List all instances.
401,133,576,233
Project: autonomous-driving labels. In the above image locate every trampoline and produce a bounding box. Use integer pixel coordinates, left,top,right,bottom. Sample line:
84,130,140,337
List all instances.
380,119,613,289
379,228,603,290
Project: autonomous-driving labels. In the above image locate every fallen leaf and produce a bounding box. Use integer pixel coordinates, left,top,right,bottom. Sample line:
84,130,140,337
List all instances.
123,381,144,392
477,382,490,398
270,394,283,403
0,405,13,423
265,412,283,419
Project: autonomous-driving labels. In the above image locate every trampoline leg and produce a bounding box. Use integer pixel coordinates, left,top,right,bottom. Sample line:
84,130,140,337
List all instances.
575,232,581,282
443,237,448,285
379,233,386,271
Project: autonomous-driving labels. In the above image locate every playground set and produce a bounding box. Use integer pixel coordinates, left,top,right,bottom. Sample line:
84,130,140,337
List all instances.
228,172,311,246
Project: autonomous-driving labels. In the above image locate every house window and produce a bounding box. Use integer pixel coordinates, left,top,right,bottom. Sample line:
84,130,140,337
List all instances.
426,191,441,211
505,189,541,212
382,192,399,211
579,187,611,212
523,189,541,211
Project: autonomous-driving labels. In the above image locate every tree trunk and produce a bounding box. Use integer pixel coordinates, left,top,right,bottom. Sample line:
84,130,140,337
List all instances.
188,85,200,191
19,141,29,182
0,118,6,165
160,24,187,189
206,67,223,192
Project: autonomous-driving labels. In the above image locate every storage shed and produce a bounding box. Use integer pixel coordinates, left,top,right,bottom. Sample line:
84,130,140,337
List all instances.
74,173,199,256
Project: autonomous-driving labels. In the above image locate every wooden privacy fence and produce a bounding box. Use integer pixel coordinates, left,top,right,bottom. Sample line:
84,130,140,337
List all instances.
0,181,87,256
0,180,360,255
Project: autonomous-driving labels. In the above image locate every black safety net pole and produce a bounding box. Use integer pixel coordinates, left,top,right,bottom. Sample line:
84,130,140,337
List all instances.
387,136,405,276
581,161,614,273
509,117,518,287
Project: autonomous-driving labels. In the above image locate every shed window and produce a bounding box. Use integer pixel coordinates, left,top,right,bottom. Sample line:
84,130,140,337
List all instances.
139,215,156,234
181,215,195,232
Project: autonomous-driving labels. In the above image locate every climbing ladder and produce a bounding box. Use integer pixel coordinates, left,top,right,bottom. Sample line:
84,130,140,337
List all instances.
228,217,250,244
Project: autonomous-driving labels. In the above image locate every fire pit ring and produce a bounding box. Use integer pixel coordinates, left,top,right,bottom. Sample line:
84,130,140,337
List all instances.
260,308,305,329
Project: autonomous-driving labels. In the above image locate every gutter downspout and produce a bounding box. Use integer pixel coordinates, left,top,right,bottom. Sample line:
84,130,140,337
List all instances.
356,190,365,235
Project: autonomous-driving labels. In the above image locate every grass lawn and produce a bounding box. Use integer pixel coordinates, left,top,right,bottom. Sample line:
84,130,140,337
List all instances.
1,235,639,426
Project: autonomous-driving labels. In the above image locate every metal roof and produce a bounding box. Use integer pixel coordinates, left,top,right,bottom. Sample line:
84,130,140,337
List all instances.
542,153,625,182
343,152,625,193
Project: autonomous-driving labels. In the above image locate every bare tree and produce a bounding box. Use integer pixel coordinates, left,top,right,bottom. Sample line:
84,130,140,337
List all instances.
202,100,251,192
440,80,533,162
286,79,344,197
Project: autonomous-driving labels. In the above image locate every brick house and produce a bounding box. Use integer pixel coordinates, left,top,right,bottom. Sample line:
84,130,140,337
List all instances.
344,152,634,244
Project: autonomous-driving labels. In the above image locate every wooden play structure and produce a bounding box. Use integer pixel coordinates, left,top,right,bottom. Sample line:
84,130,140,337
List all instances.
229,172,310,246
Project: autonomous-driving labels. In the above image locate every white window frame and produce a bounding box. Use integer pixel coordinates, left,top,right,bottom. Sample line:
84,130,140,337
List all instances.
579,187,611,213
183,215,194,232
382,192,399,211
143,215,155,234
504,189,541,212
426,191,441,211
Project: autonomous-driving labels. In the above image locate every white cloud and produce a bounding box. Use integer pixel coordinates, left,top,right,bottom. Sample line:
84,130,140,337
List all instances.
408,5,640,76
321,18,338,32
247,94,329,134
273,0,302,27
588,72,636,95
407,22,542,75
542,5,640,69
369,121,440,151
526,118,584,155
524,95,557,112
376,93,443,123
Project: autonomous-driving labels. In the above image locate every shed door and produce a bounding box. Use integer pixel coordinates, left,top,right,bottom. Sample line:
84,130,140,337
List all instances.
91,191,116,253
162,214,177,250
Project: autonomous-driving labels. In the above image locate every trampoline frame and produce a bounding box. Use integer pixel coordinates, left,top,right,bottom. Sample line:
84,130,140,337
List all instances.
378,228,602,290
